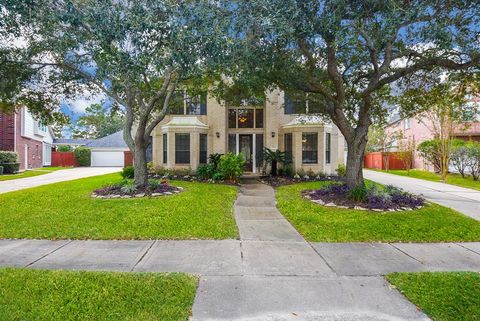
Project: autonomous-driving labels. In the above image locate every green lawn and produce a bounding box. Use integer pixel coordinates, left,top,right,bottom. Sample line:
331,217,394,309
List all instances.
0,268,197,321
0,166,71,182
373,169,480,191
0,173,238,239
387,272,480,321
276,181,480,242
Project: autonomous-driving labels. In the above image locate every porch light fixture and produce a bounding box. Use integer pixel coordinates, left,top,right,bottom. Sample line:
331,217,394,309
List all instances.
216,132,220,138
271,131,276,138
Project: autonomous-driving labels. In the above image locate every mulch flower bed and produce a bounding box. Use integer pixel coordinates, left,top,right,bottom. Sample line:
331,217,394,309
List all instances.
260,175,339,187
147,173,240,186
92,181,183,199
303,183,425,212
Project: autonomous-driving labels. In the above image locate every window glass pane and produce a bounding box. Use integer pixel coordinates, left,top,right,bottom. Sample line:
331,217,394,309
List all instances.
238,109,254,128
228,134,236,154
284,133,293,164
175,133,190,164
308,100,323,114
293,100,307,114
285,95,307,114
255,109,264,128
163,134,167,164
186,94,207,115
325,133,331,164
228,109,237,128
169,91,185,115
302,133,318,164
199,134,207,164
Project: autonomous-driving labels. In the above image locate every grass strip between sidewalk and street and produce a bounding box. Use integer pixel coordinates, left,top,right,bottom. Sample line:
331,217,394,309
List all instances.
387,272,480,321
0,268,197,321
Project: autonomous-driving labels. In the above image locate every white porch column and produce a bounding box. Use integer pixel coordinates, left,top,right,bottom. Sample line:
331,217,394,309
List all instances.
235,134,239,155
252,133,256,173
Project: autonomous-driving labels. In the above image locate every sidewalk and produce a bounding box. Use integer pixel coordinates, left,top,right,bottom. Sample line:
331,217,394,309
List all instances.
3,181,480,320
0,167,120,194
364,169,480,221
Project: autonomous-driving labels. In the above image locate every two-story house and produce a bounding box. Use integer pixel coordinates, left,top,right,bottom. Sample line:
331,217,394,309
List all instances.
0,107,55,170
385,95,480,170
152,89,345,174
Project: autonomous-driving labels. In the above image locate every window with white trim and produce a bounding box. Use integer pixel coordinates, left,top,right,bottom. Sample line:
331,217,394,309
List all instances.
175,133,190,164
302,133,318,164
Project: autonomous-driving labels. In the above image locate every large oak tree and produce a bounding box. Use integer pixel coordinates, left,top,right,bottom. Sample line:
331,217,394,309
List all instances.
0,0,226,186
227,0,480,187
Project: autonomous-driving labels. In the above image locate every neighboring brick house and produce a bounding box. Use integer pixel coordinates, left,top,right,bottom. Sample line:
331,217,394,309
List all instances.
0,107,55,170
385,95,480,170
152,89,345,174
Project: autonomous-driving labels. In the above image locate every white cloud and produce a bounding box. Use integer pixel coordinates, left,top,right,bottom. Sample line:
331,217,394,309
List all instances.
65,93,107,113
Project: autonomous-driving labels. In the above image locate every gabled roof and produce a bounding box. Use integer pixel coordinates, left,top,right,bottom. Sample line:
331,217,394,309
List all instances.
162,116,208,129
53,138,92,145
161,116,209,129
86,130,128,148
283,115,328,128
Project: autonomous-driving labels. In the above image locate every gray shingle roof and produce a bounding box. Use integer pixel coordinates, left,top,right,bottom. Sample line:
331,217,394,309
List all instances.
86,130,128,148
53,138,92,145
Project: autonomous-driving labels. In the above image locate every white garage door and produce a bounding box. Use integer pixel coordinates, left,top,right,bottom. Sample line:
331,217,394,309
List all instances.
91,151,124,167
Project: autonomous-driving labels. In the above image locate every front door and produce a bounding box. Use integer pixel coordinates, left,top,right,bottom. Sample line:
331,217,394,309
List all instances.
239,134,253,172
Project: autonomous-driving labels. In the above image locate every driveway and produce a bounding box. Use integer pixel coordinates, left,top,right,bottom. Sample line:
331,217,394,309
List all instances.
364,169,480,221
0,167,120,194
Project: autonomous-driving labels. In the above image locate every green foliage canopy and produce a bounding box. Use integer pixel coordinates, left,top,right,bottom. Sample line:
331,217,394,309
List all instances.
72,103,124,139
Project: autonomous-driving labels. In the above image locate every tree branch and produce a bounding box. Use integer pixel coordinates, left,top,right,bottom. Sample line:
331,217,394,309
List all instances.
326,40,346,105
145,79,177,138
123,86,135,151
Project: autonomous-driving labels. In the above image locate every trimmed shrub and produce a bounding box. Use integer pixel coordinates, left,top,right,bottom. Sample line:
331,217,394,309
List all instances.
0,165,3,175
208,153,223,170
335,164,346,177
73,147,91,166
147,162,155,174
218,153,245,182
450,141,469,178
2,163,20,174
57,145,72,152
0,151,18,164
417,140,441,172
196,163,216,180
467,142,480,181
121,166,135,179
347,185,368,202
284,165,294,177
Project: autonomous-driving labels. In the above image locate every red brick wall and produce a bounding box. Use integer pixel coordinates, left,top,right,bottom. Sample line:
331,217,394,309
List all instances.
0,112,15,151
14,113,43,170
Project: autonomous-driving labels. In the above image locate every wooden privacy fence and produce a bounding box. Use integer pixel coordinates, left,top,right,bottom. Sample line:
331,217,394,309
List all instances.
52,152,77,167
124,151,133,167
364,152,409,170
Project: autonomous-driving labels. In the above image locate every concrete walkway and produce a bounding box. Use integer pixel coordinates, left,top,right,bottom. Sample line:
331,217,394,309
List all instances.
0,167,120,194
1,180,480,320
2,241,479,321
364,169,480,221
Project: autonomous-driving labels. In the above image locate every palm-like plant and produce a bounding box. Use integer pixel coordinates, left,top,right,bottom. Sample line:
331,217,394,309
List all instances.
263,148,286,176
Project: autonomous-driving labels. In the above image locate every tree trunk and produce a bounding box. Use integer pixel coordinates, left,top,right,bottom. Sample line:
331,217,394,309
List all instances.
271,160,277,176
345,134,368,189
133,143,148,188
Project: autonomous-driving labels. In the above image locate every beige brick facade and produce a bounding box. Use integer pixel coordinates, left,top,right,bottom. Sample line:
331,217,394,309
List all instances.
152,89,345,175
